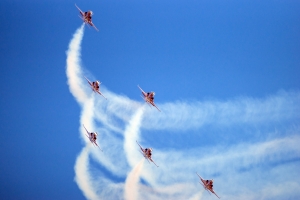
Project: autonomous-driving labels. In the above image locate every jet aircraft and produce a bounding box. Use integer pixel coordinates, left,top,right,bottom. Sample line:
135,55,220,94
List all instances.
136,141,159,167
84,76,107,99
138,85,160,112
75,4,99,31
196,172,220,199
83,124,102,151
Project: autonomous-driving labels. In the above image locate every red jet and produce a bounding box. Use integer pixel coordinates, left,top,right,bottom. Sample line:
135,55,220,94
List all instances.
75,4,99,31
83,124,102,151
136,141,159,167
84,76,107,99
138,85,160,112
196,172,220,199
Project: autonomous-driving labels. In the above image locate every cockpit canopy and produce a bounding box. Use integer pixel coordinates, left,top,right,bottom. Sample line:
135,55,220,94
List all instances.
91,132,97,136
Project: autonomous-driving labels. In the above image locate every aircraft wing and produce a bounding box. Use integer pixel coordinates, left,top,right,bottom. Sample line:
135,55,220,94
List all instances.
83,124,90,135
94,141,103,151
149,101,161,112
196,172,205,184
96,90,107,100
84,76,93,87
83,125,93,143
149,157,159,167
210,189,220,199
137,85,147,97
88,21,99,31
136,140,144,152
75,4,84,16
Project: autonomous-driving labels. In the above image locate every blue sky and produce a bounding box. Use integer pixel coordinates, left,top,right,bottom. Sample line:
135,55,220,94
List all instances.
0,0,300,199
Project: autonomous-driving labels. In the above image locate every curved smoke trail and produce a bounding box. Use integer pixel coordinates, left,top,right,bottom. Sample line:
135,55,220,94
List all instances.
124,159,145,200
65,27,152,197
74,146,98,200
66,25,100,199
65,24,300,200
66,24,87,105
123,107,145,200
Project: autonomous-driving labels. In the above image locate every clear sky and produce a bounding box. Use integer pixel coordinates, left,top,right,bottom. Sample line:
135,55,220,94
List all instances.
0,0,300,199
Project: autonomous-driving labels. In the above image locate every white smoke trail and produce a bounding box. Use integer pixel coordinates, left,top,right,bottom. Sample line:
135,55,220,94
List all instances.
189,191,203,200
66,25,102,200
141,91,300,131
124,106,145,167
65,25,300,200
122,107,145,200
124,159,144,200
80,96,95,143
66,24,88,105
74,146,98,200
